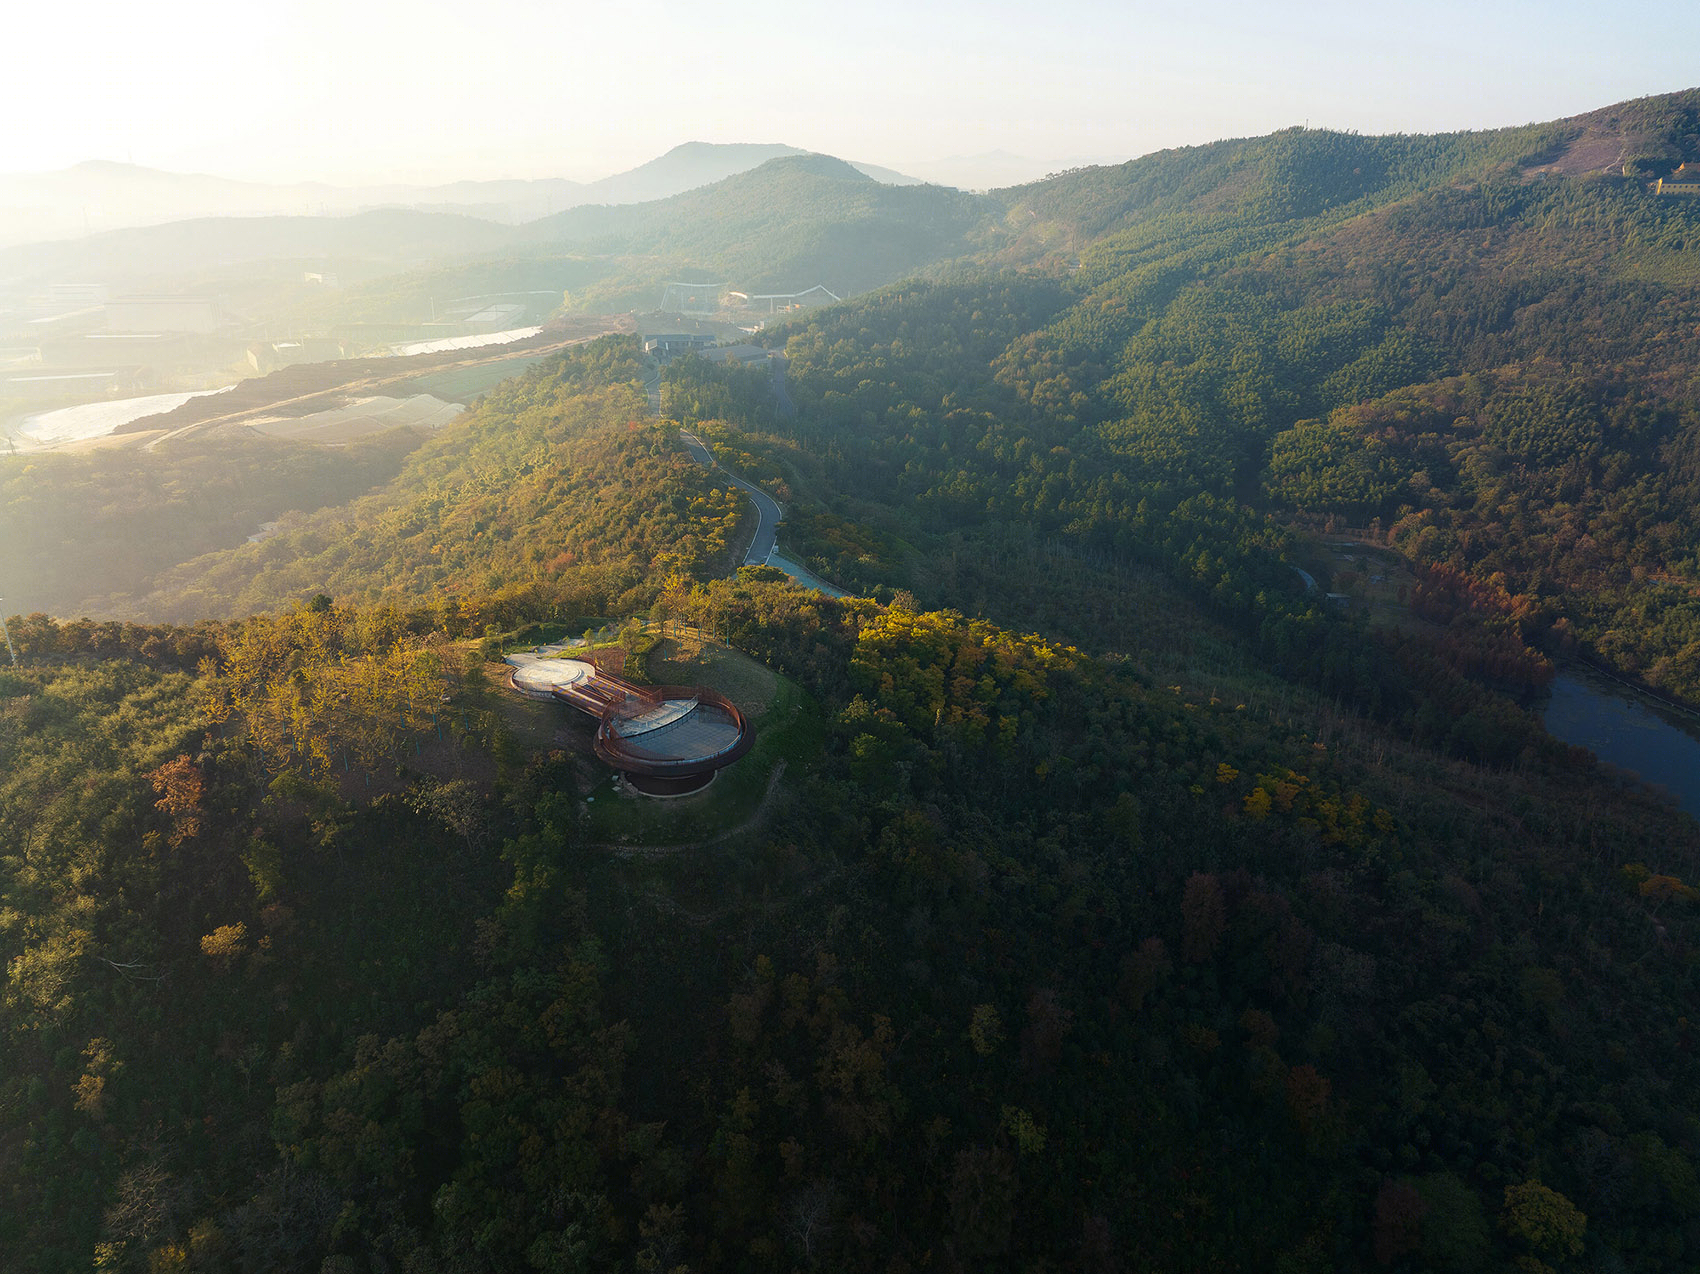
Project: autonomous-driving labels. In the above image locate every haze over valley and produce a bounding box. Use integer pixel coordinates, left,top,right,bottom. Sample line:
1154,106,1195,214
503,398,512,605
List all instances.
7,7,1700,1271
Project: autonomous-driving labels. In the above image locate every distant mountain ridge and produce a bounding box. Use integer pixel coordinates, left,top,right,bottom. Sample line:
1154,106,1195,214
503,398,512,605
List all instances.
7,90,1700,335
0,153,977,299
0,143,921,249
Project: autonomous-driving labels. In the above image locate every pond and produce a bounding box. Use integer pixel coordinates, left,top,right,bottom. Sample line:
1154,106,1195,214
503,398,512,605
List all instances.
1542,669,1700,818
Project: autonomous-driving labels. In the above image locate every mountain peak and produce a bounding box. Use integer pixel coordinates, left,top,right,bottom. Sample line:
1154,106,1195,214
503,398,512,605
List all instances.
759,153,873,182
657,141,802,160
67,159,156,176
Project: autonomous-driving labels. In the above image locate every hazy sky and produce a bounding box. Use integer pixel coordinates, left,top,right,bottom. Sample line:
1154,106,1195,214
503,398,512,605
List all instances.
3,0,1698,185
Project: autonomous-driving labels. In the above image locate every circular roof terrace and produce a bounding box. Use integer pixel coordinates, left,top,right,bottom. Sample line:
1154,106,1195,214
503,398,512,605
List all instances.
504,648,754,794
593,685,753,781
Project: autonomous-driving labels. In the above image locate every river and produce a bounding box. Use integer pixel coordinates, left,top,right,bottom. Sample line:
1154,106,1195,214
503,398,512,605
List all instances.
390,326,542,357
14,384,236,445
1542,668,1700,818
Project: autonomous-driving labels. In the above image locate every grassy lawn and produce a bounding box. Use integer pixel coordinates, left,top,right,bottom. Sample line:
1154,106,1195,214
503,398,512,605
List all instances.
582,639,823,847
644,636,778,717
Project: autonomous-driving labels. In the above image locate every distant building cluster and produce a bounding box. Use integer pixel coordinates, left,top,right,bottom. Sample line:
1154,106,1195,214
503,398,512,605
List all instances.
658,280,842,318
725,284,841,313
643,332,714,357
1654,163,1700,195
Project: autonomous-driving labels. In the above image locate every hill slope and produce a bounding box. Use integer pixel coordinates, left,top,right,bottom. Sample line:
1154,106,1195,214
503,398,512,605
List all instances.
0,144,923,249
103,338,750,621
735,89,1700,700
0,208,519,290
525,154,991,302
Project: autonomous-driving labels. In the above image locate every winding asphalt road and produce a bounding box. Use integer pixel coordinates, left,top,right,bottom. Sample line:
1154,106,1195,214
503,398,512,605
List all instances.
679,430,783,566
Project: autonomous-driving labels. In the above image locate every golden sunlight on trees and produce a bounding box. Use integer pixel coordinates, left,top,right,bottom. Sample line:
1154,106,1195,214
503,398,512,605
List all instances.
210,603,458,778
199,923,248,962
147,755,205,847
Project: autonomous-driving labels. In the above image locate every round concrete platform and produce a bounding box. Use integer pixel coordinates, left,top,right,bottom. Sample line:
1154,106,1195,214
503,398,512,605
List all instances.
505,650,597,698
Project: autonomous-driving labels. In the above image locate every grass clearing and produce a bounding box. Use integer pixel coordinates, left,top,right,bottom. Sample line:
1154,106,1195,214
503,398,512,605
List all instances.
644,636,778,717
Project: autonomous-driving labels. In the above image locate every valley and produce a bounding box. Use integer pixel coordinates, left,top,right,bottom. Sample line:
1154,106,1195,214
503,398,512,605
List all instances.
4,86,1700,1274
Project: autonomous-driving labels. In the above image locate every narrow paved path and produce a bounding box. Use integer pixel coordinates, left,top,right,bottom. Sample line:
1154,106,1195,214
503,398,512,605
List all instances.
641,358,662,416
770,354,796,417
679,429,783,566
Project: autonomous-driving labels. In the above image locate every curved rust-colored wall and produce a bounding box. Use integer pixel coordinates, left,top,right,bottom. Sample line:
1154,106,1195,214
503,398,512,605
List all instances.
592,686,754,778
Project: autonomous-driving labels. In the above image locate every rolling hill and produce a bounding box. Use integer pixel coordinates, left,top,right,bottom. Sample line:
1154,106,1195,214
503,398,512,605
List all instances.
0,143,921,255
524,153,992,304
11,89,1700,1274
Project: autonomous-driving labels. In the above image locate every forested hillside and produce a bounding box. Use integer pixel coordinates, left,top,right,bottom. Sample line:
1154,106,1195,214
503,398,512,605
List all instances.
0,430,426,619
100,338,748,622
737,92,1700,701
7,90,1700,1274
525,154,990,306
5,568,1699,1271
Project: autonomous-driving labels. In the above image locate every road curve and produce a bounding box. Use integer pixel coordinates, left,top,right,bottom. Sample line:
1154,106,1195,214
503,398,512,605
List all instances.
679,430,783,566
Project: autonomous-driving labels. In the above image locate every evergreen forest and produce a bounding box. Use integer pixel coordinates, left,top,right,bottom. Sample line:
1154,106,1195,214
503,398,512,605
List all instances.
6,90,1700,1273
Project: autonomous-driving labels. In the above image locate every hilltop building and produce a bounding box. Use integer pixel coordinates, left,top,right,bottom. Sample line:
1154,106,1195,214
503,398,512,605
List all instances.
505,648,752,795
644,332,714,358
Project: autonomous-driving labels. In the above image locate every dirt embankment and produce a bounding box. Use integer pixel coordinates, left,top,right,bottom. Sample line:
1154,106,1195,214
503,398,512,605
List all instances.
114,314,634,438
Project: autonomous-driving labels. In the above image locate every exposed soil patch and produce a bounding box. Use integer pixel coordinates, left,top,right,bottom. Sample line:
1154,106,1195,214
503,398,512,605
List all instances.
1523,130,1625,178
